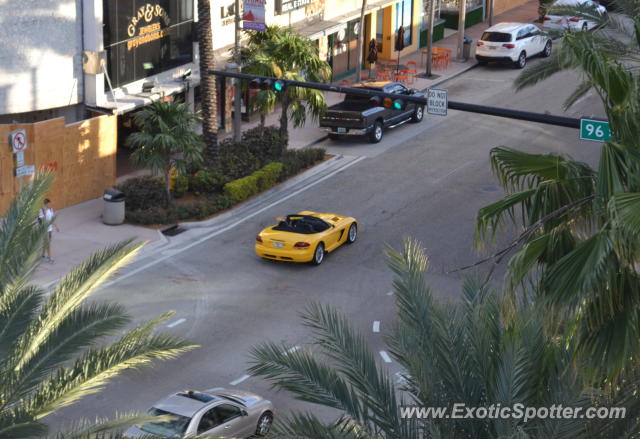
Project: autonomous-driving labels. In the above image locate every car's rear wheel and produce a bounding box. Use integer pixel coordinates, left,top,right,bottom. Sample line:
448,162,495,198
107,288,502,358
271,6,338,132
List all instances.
312,243,325,265
346,223,358,244
542,40,552,57
255,412,273,436
411,106,424,123
369,121,383,143
514,51,526,69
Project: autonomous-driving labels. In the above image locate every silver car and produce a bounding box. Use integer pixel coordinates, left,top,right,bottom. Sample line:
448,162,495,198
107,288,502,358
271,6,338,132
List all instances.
124,388,274,438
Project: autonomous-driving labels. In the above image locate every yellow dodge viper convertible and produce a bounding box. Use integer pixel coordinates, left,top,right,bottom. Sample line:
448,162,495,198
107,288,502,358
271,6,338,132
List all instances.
255,211,358,265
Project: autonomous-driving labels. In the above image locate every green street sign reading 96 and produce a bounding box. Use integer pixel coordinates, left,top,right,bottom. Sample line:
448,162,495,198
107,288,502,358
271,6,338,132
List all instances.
580,118,611,142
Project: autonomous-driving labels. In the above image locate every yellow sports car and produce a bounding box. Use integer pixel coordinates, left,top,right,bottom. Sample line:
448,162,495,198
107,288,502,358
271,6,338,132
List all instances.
255,211,358,265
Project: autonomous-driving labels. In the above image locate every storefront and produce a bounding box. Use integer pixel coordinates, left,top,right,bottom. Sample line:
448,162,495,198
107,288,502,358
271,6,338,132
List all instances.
102,0,195,90
418,0,446,46
327,19,362,79
439,0,485,29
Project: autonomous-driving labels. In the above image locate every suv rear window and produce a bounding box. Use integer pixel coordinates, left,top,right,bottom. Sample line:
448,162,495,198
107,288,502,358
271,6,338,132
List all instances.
481,32,512,42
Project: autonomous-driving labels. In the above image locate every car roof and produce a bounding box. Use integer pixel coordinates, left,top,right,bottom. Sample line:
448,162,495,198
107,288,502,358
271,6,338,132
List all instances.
483,22,531,33
153,392,219,418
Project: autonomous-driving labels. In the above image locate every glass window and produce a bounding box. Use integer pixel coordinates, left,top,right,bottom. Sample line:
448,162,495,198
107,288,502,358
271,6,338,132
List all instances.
214,404,242,423
197,409,221,434
395,0,413,46
103,0,194,89
139,408,191,437
376,9,384,41
480,32,512,42
440,0,482,12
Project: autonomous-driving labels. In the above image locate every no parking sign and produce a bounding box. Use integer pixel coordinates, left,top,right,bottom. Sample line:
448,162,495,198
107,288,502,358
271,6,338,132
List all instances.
9,129,27,153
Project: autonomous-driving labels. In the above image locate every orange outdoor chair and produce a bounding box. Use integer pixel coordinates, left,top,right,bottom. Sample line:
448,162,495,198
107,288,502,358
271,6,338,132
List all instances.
360,73,371,81
405,62,417,83
377,71,390,80
395,73,409,84
340,79,350,86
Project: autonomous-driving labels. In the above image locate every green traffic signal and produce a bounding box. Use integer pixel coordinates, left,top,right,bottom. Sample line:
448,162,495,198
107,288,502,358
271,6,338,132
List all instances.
273,80,285,92
392,99,404,110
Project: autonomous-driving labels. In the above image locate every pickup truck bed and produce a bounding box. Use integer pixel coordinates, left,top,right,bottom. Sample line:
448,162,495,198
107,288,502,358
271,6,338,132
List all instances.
319,81,425,143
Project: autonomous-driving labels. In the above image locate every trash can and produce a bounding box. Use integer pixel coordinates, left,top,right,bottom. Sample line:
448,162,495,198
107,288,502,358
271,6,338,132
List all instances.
103,188,125,225
463,35,473,60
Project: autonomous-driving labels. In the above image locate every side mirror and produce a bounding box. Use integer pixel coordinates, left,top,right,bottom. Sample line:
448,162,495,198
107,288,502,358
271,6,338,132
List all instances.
242,410,248,417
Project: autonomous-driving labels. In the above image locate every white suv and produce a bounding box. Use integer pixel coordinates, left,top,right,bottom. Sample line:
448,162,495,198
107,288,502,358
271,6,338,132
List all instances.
543,0,606,32
475,23,552,69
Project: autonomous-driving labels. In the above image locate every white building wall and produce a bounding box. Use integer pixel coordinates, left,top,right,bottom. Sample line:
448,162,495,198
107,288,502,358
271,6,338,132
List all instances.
0,0,83,115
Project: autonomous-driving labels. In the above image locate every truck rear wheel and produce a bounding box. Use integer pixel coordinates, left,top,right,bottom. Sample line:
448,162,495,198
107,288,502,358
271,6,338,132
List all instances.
369,121,383,143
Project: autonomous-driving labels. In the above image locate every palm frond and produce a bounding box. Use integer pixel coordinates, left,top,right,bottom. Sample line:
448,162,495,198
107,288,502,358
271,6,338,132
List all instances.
269,412,372,439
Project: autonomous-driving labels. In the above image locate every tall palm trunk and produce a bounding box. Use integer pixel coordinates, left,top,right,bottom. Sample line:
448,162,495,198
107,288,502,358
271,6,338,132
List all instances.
197,0,218,165
164,167,172,207
279,92,290,148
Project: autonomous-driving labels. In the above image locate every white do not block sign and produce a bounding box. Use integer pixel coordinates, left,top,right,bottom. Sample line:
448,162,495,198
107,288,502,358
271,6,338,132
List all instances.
427,88,448,116
9,129,27,153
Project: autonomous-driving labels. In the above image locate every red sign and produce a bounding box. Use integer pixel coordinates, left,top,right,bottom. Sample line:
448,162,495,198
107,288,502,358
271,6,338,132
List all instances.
9,130,27,153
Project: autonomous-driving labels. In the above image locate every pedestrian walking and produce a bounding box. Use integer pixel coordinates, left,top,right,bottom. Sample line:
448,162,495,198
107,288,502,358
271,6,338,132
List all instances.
39,198,60,263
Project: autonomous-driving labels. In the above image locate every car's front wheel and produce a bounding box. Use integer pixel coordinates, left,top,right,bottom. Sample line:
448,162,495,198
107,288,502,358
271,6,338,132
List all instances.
255,412,273,436
514,51,526,69
369,121,383,143
311,243,325,265
346,223,358,244
542,40,552,57
411,106,424,123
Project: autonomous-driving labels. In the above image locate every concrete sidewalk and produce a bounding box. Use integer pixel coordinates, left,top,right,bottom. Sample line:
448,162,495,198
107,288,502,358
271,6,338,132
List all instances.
30,0,539,287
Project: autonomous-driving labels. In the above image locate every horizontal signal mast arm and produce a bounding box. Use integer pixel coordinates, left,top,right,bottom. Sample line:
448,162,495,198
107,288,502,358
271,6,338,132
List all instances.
209,70,582,129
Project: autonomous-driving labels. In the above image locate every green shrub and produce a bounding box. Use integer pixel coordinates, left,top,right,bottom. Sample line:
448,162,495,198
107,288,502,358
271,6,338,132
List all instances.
117,176,166,210
125,206,167,225
279,148,325,180
190,168,228,195
254,162,283,190
223,174,259,202
242,126,283,165
215,138,260,180
223,162,283,202
172,174,189,198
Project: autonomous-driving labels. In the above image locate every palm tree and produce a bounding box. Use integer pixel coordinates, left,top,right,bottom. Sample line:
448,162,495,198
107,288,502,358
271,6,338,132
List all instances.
239,26,332,147
474,10,640,380
196,0,218,163
248,239,640,438
126,99,204,205
0,173,197,439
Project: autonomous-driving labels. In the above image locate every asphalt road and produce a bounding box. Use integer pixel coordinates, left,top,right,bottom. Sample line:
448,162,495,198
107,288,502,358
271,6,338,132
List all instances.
48,60,605,431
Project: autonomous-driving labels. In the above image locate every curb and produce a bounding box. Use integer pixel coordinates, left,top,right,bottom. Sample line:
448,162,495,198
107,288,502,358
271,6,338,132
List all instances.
179,153,352,230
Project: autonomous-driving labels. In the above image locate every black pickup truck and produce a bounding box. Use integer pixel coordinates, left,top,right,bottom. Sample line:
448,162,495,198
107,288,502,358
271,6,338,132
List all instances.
319,81,425,143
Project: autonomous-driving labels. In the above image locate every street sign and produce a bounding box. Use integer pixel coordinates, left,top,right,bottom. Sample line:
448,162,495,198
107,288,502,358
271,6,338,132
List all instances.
15,165,35,178
427,88,447,116
14,151,24,167
580,118,611,142
9,129,27,152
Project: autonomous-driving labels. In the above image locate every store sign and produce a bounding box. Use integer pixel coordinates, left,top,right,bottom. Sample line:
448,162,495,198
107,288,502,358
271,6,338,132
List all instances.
243,0,266,31
221,2,242,26
126,4,171,50
275,0,313,14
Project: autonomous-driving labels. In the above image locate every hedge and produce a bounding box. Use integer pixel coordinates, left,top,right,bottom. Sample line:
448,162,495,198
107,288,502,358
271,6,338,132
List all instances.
223,161,283,202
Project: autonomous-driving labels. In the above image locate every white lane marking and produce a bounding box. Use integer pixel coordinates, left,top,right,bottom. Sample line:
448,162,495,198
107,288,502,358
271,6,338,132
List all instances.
229,374,250,386
432,161,474,185
167,318,186,328
379,350,392,363
387,291,394,296
103,156,367,288
373,321,381,333
286,345,300,355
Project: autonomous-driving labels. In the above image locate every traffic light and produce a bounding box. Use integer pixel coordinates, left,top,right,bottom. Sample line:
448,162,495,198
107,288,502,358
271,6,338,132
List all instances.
380,97,406,110
249,77,286,92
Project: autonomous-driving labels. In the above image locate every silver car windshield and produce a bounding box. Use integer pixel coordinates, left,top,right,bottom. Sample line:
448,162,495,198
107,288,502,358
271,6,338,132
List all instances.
139,408,191,437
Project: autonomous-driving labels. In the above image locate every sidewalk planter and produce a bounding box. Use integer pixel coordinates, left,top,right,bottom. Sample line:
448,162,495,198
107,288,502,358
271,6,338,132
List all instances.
419,20,446,47
441,6,485,29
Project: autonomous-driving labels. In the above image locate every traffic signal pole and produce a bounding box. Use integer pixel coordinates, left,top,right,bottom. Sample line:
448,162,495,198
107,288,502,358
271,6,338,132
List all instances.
208,70,581,130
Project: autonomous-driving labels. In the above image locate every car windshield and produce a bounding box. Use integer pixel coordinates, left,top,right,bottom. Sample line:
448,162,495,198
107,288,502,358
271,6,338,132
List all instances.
138,408,191,438
481,32,512,42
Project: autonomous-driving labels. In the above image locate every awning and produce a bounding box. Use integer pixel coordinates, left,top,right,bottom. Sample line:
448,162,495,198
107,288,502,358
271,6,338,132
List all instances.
91,73,200,115
296,0,400,40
